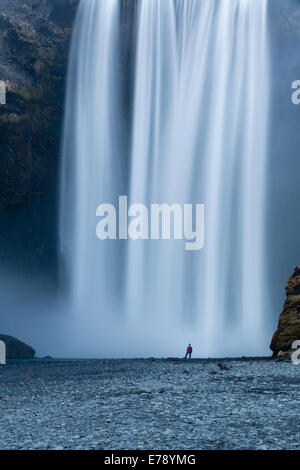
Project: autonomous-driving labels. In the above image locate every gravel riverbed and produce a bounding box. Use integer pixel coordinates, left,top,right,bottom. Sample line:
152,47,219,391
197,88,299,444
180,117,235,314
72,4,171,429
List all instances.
0,358,299,450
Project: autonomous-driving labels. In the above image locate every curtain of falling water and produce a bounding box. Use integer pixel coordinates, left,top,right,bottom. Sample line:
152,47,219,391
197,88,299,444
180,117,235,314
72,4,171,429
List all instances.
60,0,270,357
60,0,124,311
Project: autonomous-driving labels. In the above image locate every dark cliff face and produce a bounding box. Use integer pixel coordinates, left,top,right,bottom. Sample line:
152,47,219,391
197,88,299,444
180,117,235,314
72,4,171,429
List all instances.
0,0,138,279
0,0,79,277
0,0,79,207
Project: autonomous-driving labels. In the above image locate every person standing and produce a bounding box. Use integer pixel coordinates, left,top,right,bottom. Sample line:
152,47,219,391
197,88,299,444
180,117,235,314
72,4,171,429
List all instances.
185,344,192,359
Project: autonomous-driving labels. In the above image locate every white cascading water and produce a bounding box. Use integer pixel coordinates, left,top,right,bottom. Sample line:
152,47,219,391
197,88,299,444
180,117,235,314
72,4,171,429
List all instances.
60,0,270,358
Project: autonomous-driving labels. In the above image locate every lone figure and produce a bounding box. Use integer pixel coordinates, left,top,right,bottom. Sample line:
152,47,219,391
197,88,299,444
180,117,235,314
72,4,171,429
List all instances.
185,344,192,359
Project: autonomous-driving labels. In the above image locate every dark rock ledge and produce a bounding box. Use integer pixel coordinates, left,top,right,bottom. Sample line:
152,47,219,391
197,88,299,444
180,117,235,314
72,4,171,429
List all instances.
0,333,35,358
270,266,300,355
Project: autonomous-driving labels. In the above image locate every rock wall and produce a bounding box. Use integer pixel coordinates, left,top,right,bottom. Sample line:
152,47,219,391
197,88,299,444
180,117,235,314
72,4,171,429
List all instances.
0,0,79,276
0,333,35,358
270,266,300,355
0,0,139,277
0,0,79,207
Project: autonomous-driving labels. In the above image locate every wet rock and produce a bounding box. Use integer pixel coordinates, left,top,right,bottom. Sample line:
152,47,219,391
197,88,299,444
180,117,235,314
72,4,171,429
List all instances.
270,266,300,355
277,350,291,358
0,333,35,359
133,386,152,394
133,381,168,394
0,358,299,450
217,361,231,371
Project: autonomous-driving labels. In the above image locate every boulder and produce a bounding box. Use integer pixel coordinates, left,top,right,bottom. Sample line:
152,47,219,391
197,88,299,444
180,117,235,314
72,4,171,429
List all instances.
217,361,231,371
277,350,291,358
270,266,300,355
0,334,35,359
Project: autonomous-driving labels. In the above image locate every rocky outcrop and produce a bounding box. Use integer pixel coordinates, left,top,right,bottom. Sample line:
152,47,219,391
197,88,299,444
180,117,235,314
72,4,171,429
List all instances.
270,266,300,355
0,0,79,207
0,334,35,358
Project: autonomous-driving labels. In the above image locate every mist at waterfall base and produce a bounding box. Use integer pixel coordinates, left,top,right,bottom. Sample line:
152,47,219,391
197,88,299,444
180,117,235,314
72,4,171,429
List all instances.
2,0,300,359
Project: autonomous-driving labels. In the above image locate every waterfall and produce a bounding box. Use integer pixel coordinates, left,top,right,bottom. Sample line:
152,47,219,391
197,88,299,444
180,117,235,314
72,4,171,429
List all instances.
60,0,270,358
60,0,123,310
